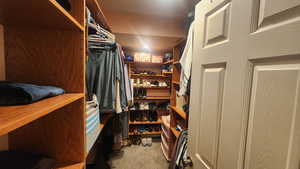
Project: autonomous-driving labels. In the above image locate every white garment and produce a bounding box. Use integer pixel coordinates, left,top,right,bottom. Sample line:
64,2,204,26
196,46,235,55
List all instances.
115,80,122,113
178,22,194,96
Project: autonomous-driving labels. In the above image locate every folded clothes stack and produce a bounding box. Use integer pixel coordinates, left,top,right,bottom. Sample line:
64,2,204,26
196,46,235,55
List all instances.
0,81,65,106
86,95,101,153
0,151,56,169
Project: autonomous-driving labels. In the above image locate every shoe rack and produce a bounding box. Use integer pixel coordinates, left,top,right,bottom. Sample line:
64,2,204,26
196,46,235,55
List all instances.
161,39,189,161
126,51,173,136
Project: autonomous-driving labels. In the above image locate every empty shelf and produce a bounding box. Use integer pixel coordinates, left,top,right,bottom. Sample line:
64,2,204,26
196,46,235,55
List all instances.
0,0,84,31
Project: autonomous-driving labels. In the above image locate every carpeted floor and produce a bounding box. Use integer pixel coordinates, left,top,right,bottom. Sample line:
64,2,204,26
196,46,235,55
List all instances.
108,142,169,169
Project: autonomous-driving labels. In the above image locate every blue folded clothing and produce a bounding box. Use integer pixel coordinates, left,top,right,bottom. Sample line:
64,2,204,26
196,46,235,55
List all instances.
0,81,65,106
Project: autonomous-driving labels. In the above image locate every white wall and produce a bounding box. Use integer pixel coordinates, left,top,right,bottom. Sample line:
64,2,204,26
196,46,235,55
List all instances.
0,24,8,151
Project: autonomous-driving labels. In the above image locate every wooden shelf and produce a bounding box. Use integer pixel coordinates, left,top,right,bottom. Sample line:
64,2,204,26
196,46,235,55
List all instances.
163,59,174,65
133,86,170,89
172,81,180,85
86,0,111,31
170,106,187,120
171,127,180,138
55,162,84,169
0,93,84,136
0,0,84,31
131,74,170,79
129,120,162,125
163,72,173,75
129,131,162,136
100,113,113,129
125,61,163,65
134,97,170,101
173,61,180,65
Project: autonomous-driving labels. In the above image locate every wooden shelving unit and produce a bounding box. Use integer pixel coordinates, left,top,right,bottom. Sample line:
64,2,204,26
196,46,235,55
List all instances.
129,120,162,125
159,39,187,160
0,0,88,168
127,56,171,138
129,131,162,136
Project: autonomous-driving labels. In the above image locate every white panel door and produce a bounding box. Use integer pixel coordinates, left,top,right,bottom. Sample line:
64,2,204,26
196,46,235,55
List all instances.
188,0,300,169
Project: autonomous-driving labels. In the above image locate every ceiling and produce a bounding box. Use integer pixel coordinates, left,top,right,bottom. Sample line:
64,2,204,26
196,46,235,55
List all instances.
99,0,198,52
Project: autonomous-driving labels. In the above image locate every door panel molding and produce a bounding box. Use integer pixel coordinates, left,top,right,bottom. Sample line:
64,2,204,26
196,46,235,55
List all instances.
197,66,225,169
204,2,231,47
244,62,300,169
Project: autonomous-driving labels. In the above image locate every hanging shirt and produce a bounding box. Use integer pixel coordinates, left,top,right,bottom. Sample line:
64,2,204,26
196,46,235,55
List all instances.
178,22,194,96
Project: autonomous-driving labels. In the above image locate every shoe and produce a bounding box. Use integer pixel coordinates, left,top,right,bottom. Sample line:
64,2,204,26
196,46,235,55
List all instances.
144,103,149,110
141,138,147,147
147,138,152,147
139,103,145,110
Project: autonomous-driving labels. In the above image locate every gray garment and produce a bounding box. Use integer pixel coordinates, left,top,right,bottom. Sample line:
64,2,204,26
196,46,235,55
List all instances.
87,44,128,112
87,47,116,111
116,44,128,109
120,111,129,139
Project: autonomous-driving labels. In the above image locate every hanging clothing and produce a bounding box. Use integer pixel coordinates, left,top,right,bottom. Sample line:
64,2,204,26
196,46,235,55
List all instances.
86,45,117,111
169,130,188,169
124,64,133,105
116,44,128,110
178,22,194,96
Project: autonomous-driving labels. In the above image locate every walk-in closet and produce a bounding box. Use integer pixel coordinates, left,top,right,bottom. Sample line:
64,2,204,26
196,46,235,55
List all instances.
1,0,300,169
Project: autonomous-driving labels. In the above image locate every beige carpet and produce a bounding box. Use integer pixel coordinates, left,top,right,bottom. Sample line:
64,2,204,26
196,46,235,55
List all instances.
109,142,169,169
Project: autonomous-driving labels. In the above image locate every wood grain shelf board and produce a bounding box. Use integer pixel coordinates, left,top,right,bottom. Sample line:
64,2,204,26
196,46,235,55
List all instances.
100,113,113,129
170,106,187,120
171,127,180,138
0,0,84,31
163,59,174,65
172,81,180,85
129,131,162,136
173,61,180,65
129,120,162,125
133,86,170,89
0,93,84,136
125,61,163,65
131,74,170,79
134,97,170,101
163,72,173,75
55,162,84,169
86,0,111,31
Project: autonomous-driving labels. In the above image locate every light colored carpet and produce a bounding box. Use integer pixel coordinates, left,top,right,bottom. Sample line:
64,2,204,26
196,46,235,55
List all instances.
109,142,169,169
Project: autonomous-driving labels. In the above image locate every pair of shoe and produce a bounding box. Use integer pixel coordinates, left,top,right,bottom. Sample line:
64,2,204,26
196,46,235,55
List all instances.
134,88,147,98
141,137,152,147
159,81,168,87
139,102,149,110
